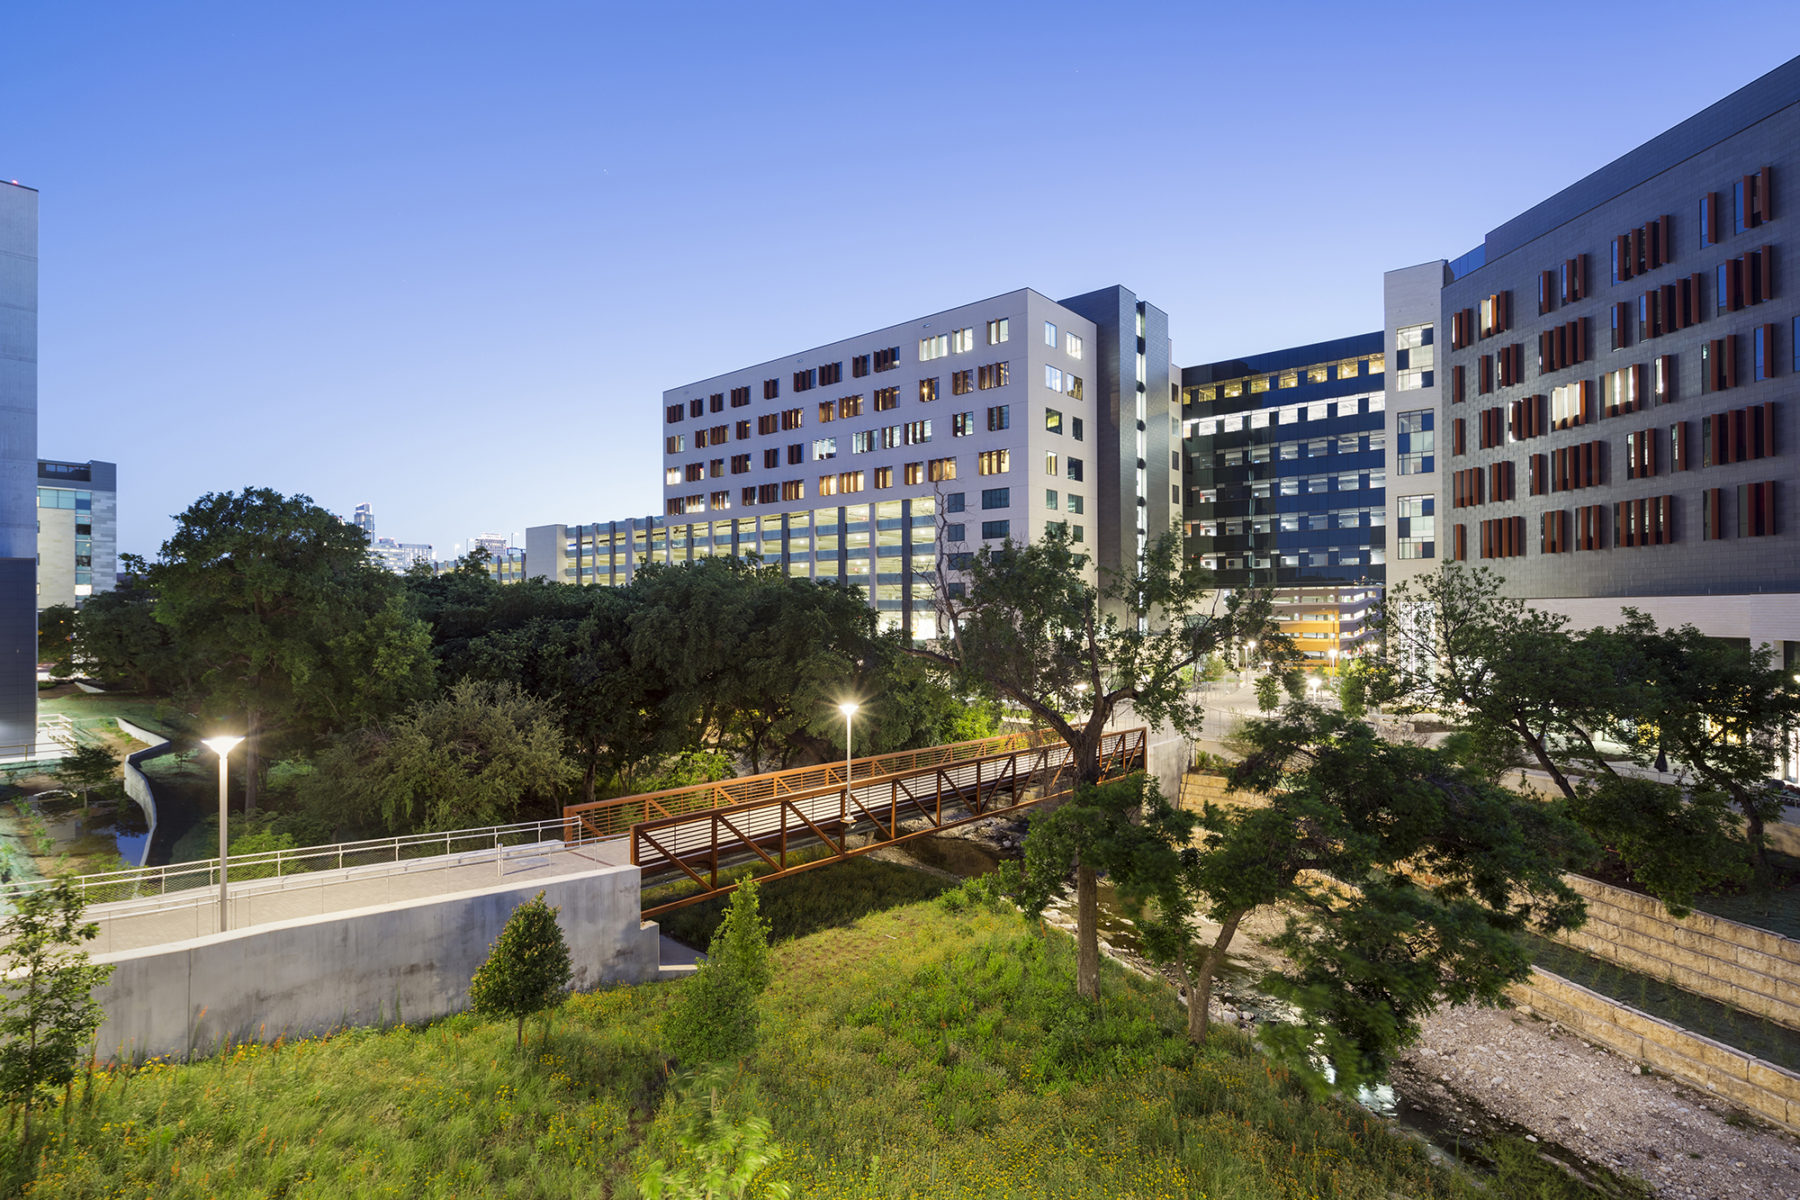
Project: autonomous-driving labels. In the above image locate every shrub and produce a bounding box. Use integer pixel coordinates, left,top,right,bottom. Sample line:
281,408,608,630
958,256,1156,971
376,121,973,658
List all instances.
664,880,771,1065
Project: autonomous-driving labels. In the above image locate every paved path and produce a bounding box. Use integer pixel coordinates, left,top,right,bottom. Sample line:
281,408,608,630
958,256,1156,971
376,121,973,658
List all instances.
83,839,634,956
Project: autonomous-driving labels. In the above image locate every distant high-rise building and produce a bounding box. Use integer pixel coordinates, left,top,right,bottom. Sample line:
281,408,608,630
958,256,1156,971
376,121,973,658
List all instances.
369,536,432,575
36,459,117,608
0,181,38,758
352,503,375,538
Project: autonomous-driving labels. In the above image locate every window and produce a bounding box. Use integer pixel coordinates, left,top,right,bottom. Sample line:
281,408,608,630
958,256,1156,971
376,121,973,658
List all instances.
793,368,816,392
951,327,974,354
852,354,870,378
929,457,958,482
1044,321,1057,346
666,403,685,424
1046,489,1058,510
873,347,900,372
1045,451,1058,476
1066,375,1083,400
735,419,751,439
763,448,780,468
920,334,949,361
1735,167,1773,234
689,398,704,418
666,434,685,454
1071,417,1083,441
978,362,1009,389
1701,192,1720,247
874,386,899,411
1394,323,1434,390
709,458,724,478
1065,457,1083,482
1066,493,1083,514
730,385,751,407
980,520,1011,540
1045,408,1062,434
787,443,804,464
918,378,937,403
945,491,965,512
1701,336,1739,393
665,467,681,485
820,362,843,386
763,378,780,400
1396,409,1434,474
818,474,839,497
903,462,923,485
986,405,1010,431
812,437,837,460
981,487,1010,509
685,463,705,483
840,471,865,494
1478,292,1510,338
946,522,965,542
1045,363,1067,394
851,430,874,453
838,394,863,419
731,454,751,474
875,467,895,488
979,450,1011,475
986,318,1009,344
903,420,933,444
1066,332,1083,359
952,370,973,395
817,401,835,423
1396,495,1435,559
952,412,975,436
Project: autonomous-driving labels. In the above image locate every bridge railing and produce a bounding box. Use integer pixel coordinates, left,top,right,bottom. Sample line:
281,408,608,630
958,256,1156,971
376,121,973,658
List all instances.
561,727,1064,842
0,816,577,912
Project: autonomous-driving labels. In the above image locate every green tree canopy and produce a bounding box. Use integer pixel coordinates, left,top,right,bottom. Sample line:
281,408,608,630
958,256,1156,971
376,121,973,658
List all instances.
148,489,436,807
468,890,574,1048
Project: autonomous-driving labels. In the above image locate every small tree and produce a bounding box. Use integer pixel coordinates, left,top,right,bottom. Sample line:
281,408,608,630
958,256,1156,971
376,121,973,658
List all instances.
664,879,772,1065
0,877,114,1145
54,745,120,811
468,891,573,1048
637,1065,793,1200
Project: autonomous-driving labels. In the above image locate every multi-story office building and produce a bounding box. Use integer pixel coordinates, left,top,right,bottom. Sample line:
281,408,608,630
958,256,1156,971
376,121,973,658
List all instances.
1180,335,1388,663
36,459,116,608
0,181,37,757
1436,55,1800,651
1382,263,1451,593
536,286,1176,638
352,503,375,539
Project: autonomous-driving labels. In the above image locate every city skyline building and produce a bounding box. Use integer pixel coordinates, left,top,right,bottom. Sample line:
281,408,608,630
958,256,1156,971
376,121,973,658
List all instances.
36,458,115,608
1434,54,1800,652
0,181,36,757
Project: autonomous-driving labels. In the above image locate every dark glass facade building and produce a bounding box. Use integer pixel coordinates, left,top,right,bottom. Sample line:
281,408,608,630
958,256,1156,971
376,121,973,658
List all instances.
1180,333,1388,592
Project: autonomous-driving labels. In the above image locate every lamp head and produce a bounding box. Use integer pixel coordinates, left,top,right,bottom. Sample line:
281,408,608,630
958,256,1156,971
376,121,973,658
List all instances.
839,701,860,717
201,735,244,757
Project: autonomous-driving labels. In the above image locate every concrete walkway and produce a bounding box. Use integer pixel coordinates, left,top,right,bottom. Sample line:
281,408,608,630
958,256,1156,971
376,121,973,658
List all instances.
79,838,635,955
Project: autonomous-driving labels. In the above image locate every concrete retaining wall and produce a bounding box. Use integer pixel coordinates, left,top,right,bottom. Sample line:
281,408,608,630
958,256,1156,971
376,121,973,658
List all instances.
115,717,174,868
91,864,662,1062
1555,874,1800,1032
1512,969,1800,1134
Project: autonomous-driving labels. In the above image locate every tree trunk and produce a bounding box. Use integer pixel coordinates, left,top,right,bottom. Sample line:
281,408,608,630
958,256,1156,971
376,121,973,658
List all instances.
1188,911,1244,1044
1075,860,1099,1001
1515,722,1576,801
1739,793,1774,884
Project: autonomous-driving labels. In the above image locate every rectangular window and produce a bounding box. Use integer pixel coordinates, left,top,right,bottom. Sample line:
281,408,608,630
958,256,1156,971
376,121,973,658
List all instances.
792,368,816,392
787,443,804,464
979,450,1011,475
930,458,958,482
851,355,870,378
873,467,893,489
1396,494,1435,560
812,437,837,460
1045,365,1064,392
840,471,864,494
981,487,1010,509
763,378,780,400
817,401,835,423
873,347,899,372
1065,457,1082,481
1396,409,1435,474
782,480,805,501
903,462,922,485
946,522,965,542
1755,322,1776,382
1071,417,1083,441
1066,375,1083,400
1044,321,1057,347
763,447,780,468
1066,493,1083,514
952,412,975,437
977,362,1009,389
947,327,972,354
665,434,685,454
945,490,965,512
1394,323,1434,390
838,394,863,419
952,370,973,395
1701,191,1720,247
1739,480,1778,537
730,385,751,407
980,520,1011,540
903,420,932,444
851,430,873,453
987,318,1010,345
917,378,937,404
873,387,899,412
1045,408,1062,434
986,405,1010,431
731,453,751,474
920,334,949,361
818,474,839,497
1066,331,1083,359
1045,489,1058,510
1045,451,1058,476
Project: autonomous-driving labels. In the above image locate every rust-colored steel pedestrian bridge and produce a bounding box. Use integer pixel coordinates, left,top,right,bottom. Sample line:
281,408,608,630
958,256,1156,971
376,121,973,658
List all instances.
563,726,1147,917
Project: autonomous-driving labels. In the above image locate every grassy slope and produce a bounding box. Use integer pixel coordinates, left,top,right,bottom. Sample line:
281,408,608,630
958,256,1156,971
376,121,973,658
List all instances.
4,893,1509,1200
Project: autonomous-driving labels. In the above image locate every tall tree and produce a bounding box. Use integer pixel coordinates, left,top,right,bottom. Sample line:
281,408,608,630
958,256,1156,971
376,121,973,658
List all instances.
1135,707,1588,1092
1602,610,1800,882
68,557,184,694
149,489,436,808
914,528,1286,1000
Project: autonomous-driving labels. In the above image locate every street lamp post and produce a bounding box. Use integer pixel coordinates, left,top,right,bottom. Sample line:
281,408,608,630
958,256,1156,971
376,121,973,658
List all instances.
201,735,244,932
839,702,859,824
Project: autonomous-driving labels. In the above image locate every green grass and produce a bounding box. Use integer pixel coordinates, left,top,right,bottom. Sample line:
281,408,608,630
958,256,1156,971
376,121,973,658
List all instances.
0,883,1630,1199
34,691,193,743
653,855,952,948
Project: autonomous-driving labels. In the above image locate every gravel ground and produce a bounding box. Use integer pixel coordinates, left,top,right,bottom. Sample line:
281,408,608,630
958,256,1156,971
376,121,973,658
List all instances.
1393,1003,1800,1199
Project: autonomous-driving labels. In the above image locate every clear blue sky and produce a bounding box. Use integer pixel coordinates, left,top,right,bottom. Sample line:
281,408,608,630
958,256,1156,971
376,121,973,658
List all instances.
7,2,1799,559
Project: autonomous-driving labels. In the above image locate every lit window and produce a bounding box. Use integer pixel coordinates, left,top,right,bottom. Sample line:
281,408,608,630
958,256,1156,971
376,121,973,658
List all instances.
1394,324,1434,391
920,334,949,361
978,450,1011,475
1045,408,1062,434
1044,321,1057,347
986,318,1009,345
1045,365,1063,392
1045,452,1058,476
1066,332,1083,359
951,327,974,354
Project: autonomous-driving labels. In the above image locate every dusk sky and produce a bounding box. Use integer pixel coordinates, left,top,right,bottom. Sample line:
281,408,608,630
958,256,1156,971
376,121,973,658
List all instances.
7,3,1800,560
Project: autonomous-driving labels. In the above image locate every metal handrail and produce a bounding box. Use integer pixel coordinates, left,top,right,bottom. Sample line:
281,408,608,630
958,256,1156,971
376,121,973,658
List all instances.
0,815,584,910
